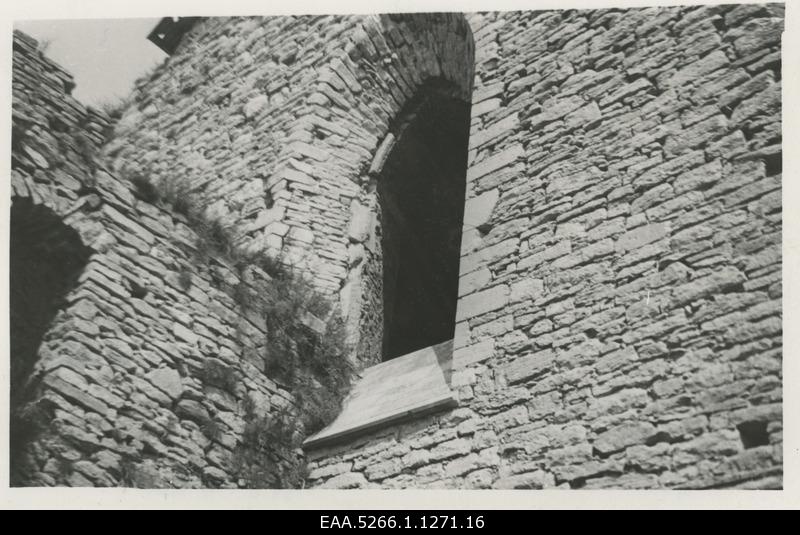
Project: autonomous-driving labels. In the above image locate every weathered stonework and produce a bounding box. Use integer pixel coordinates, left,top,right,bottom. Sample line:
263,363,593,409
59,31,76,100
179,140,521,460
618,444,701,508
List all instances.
305,4,784,490
10,3,784,489
11,30,303,487
105,14,475,367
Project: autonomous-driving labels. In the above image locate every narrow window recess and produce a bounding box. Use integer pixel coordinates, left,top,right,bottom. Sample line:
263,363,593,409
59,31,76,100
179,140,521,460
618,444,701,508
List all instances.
305,83,471,449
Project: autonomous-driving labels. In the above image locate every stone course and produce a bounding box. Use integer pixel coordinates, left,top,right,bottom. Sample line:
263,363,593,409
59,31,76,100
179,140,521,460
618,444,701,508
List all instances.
305,4,783,489
106,14,475,367
11,30,301,487
10,3,784,489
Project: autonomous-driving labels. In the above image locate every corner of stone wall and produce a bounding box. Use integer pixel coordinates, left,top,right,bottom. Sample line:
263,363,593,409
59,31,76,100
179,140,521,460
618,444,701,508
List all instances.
11,29,305,488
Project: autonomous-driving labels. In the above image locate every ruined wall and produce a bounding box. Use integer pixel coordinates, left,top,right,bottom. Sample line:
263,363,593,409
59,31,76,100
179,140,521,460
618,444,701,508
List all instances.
11,30,303,487
10,2,784,490
306,4,784,489
107,14,475,366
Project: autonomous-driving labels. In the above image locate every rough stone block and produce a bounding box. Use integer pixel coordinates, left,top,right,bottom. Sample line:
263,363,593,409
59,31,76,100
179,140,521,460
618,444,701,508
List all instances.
671,266,747,305
663,114,729,155
664,50,729,88
509,277,544,302
145,367,183,400
44,375,109,416
615,222,670,253
594,421,657,454
466,144,524,182
429,438,472,462
463,189,499,230
458,268,492,297
731,17,783,56
453,339,495,368
504,350,554,384
456,284,509,321
493,470,555,489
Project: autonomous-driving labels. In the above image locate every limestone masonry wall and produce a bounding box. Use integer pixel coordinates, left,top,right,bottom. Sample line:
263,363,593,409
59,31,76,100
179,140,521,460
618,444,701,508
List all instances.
306,4,784,489
10,2,784,489
107,14,475,365
12,30,302,487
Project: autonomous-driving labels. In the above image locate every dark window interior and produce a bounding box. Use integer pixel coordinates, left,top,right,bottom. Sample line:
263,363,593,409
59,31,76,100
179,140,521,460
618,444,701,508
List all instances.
378,90,470,361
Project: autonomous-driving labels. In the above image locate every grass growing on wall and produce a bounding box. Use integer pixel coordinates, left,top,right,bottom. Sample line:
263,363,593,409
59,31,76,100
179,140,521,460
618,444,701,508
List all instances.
231,401,304,488
9,400,55,486
230,263,353,488
128,173,354,488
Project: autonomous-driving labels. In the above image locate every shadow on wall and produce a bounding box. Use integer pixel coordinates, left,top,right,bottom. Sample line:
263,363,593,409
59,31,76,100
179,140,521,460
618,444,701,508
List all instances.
9,197,92,485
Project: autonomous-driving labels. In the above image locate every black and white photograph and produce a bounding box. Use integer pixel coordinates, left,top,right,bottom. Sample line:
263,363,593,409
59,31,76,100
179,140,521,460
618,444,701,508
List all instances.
1,0,793,507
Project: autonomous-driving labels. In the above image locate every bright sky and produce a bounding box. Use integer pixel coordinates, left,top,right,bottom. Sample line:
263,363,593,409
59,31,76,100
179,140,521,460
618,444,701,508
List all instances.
14,18,168,107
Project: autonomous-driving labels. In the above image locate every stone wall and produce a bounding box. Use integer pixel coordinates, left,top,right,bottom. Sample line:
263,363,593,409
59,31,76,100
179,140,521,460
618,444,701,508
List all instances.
10,2,784,489
11,30,303,488
305,4,784,489
106,14,475,366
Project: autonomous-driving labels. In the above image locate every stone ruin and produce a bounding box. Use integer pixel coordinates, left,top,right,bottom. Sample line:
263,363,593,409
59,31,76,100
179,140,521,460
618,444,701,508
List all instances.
9,4,784,489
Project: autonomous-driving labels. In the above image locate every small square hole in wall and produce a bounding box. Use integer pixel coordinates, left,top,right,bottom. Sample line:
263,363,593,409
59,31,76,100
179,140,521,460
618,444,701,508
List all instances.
737,420,770,449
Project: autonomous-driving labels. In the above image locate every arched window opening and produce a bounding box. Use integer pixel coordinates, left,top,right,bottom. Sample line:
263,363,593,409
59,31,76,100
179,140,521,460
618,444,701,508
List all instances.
377,83,470,361
10,198,91,480
304,82,471,448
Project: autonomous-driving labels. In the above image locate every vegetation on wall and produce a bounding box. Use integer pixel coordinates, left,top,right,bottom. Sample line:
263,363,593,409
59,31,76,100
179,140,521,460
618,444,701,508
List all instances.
10,400,55,486
231,401,304,488
128,174,354,488
96,96,131,122
228,261,353,488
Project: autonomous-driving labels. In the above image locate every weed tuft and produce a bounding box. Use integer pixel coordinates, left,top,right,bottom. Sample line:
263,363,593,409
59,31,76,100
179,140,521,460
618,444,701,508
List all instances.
122,170,353,488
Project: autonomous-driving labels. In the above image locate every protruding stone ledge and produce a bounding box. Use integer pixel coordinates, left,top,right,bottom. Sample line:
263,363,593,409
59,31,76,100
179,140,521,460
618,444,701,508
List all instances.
303,339,457,449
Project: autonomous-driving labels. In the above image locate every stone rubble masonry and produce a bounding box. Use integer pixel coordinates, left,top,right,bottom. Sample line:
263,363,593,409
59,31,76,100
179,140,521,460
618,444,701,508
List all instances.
304,4,783,490
105,14,475,367
11,2,784,490
11,29,299,488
